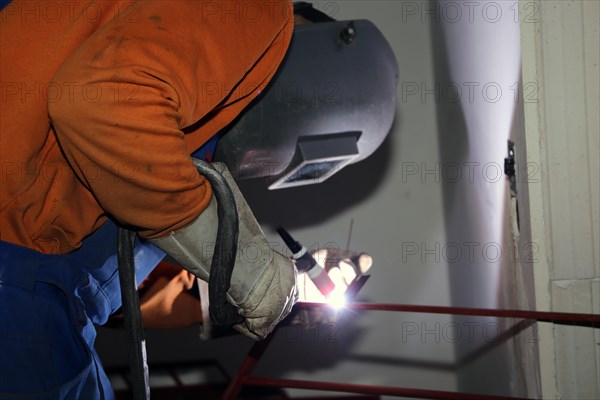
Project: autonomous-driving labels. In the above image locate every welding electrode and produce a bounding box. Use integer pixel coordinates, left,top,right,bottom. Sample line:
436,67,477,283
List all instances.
277,226,336,297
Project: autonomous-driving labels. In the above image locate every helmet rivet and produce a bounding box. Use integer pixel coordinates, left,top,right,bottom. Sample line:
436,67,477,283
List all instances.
340,21,357,44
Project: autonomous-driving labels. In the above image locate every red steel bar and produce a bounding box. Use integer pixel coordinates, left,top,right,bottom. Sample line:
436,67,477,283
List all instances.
291,396,379,400
297,302,600,326
221,332,276,400
223,302,598,400
241,376,531,400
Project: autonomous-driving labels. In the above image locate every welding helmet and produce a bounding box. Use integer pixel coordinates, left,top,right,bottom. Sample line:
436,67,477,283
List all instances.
213,2,399,189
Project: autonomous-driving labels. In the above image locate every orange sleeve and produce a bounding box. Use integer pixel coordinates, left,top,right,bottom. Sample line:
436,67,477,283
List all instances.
48,0,293,239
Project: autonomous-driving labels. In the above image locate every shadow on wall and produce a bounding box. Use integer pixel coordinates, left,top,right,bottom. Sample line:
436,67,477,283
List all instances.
256,316,370,375
235,115,398,231
428,23,470,222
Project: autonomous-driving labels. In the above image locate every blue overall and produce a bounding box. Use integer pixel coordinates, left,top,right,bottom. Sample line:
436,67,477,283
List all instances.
0,222,165,399
0,139,216,399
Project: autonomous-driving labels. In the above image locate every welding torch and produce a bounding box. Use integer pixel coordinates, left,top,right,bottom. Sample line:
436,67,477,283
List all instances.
277,226,336,297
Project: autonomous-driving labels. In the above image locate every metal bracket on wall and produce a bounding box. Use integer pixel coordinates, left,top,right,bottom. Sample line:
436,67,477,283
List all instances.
504,140,517,198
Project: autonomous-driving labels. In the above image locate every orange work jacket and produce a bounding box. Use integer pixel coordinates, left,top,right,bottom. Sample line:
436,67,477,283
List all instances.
1,0,293,254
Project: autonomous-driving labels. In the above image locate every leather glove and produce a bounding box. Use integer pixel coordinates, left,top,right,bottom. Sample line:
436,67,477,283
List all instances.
293,249,373,328
150,162,298,340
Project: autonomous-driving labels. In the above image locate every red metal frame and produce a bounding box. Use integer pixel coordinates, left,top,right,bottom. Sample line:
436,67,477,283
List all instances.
222,302,600,400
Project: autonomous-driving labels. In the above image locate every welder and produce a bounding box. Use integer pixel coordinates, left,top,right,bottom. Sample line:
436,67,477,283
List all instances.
0,0,398,398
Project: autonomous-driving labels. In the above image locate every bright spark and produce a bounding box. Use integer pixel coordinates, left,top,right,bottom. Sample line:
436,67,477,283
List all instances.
326,289,347,310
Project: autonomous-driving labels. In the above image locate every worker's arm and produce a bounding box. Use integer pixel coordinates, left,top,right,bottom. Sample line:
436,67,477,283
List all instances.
49,0,297,339
149,162,298,339
49,0,293,239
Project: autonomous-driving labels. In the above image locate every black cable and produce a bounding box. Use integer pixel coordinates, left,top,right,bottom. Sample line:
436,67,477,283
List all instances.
191,158,243,326
117,227,150,400
117,158,242,399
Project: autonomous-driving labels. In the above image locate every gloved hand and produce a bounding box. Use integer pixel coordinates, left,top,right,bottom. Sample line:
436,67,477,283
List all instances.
150,162,297,340
294,249,373,328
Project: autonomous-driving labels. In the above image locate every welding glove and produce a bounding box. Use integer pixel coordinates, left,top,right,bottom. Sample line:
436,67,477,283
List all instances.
294,249,373,328
150,162,298,340
297,248,372,303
